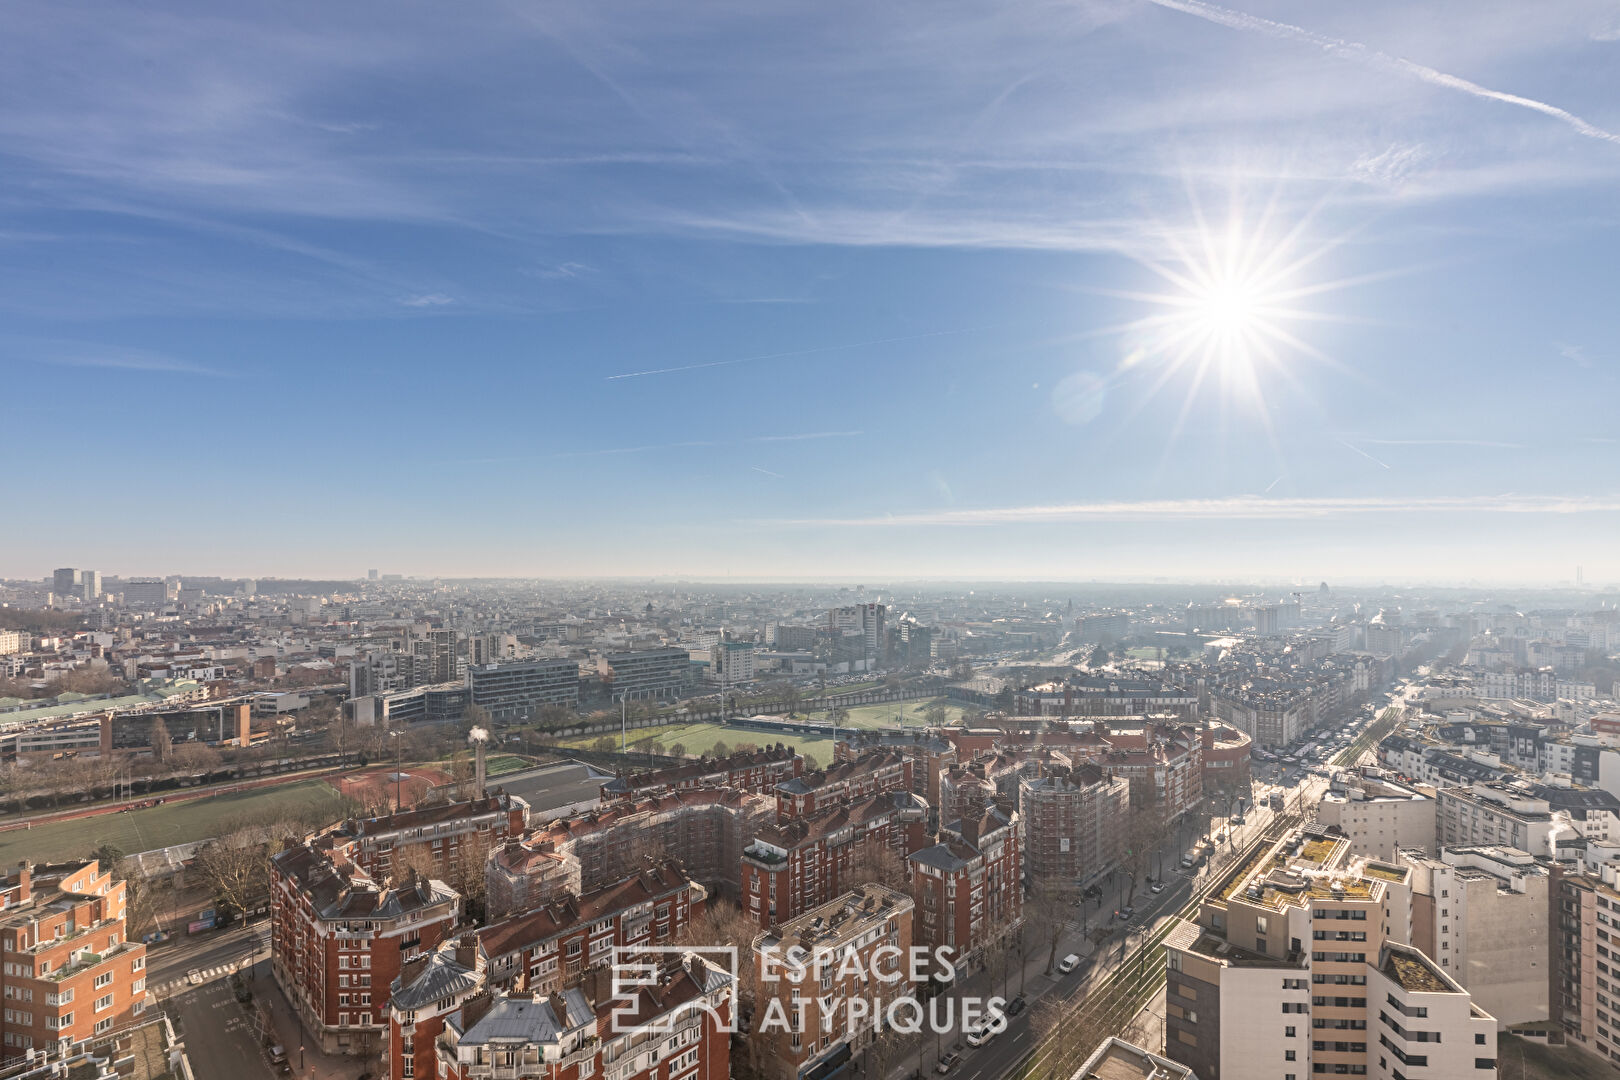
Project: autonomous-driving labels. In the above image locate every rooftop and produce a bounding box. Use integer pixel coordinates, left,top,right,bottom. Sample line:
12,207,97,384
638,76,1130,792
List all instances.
1074,1036,1199,1080
1382,946,1457,994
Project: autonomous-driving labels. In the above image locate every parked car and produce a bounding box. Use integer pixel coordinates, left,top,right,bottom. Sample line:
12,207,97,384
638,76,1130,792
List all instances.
1151,882,1166,894
1006,996,1027,1016
966,1011,1008,1047
937,1052,963,1073
1058,953,1082,974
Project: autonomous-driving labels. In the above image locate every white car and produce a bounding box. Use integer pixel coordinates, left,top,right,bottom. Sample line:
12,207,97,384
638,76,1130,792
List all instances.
965,1010,1009,1047
1058,953,1082,974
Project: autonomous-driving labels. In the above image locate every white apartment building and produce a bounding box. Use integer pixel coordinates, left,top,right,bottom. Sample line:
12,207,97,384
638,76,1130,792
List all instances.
710,639,756,685
1318,771,1436,861
1435,785,1557,856
0,629,26,656
1162,824,1497,1080
1397,846,1549,1027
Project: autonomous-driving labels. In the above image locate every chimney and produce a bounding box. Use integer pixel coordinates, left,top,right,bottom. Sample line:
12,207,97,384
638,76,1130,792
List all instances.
960,813,982,851
476,737,487,800
16,861,30,898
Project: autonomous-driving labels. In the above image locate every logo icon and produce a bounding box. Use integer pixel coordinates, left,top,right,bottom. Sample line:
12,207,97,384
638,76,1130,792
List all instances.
610,946,740,1035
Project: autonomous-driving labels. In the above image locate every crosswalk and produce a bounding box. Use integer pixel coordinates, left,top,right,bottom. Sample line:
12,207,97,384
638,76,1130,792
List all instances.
151,961,244,997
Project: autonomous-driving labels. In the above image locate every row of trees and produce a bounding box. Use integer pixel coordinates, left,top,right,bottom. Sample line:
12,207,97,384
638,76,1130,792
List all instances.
0,663,130,700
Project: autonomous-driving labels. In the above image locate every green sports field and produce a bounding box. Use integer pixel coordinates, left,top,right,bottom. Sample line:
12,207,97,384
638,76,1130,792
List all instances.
0,778,352,865
557,721,836,763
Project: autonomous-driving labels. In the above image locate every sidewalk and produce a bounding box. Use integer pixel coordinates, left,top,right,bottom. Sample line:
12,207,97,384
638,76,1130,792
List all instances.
250,958,381,1080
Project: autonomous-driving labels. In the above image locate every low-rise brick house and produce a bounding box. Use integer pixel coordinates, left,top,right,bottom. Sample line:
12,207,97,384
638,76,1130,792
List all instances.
269,842,460,1057
0,860,148,1061
476,861,704,994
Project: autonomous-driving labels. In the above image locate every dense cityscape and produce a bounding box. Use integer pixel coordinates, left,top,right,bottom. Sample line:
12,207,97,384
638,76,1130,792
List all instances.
2,574,1620,1080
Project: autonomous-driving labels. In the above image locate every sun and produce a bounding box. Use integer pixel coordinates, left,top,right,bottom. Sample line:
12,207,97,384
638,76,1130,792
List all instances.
1090,200,1359,445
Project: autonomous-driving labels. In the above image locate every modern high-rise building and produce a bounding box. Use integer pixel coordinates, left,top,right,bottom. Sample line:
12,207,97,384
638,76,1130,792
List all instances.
601,646,690,700
51,567,80,596
829,603,885,666
710,639,756,685
121,577,171,609
1396,845,1549,1026
1162,823,1498,1080
467,657,580,719
1550,861,1620,1068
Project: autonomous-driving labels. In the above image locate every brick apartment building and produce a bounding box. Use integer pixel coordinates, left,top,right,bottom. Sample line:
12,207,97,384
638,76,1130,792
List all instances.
962,720,1207,820
487,787,773,917
741,792,929,928
425,952,733,1080
311,793,530,882
774,752,913,819
269,842,460,1056
477,861,705,994
750,886,914,1080
834,731,958,805
600,745,801,800
0,860,148,1061
1018,763,1131,882
389,936,486,1080
909,805,1023,968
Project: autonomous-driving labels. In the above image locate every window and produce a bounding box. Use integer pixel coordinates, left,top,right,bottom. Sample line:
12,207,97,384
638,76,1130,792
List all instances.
1286,1050,1297,1061
1286,1026,1296,1037
94,994,114,1012
94,972,113,989
1475,1034,1486,1045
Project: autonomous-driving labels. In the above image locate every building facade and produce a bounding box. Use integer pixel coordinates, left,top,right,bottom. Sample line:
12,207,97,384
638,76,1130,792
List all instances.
908,805,1023,968
0,861,147,1061
269,844,460,1056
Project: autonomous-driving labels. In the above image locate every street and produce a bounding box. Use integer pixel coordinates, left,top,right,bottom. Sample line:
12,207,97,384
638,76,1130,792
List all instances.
148,918,270,995
167,967,277,1080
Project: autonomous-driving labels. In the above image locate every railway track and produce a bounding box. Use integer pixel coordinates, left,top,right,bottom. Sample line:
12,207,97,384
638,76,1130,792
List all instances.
1015,809,1306,1078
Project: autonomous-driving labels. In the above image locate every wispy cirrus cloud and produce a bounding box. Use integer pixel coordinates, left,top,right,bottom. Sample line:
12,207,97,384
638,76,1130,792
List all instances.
771,493,1620,527
1358,438,1526,449
32,343,229,377
400,293,454,307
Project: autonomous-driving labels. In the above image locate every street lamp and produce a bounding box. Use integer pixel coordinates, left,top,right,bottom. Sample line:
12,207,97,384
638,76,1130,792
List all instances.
389,729,403,810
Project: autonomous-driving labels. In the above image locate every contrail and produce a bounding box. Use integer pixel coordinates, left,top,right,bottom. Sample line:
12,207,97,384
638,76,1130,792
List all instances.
751,465,783,478
1338,440,1392,470
1142,0,1620,147
606,327,979,380
1263,474,1283,493
768,493,1620,527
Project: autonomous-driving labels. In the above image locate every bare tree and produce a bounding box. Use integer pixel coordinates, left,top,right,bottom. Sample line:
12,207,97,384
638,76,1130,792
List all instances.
150,717,172,764
192,824,273,919
844,838,911,892
1029,877,1077,974
450,830,494,923
170,742,221,775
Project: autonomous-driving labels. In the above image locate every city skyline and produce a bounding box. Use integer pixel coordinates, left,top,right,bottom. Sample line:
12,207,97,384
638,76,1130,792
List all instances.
3,1,1618,581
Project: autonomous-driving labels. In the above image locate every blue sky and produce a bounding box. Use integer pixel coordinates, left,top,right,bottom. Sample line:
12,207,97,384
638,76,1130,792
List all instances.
4,0,1619,583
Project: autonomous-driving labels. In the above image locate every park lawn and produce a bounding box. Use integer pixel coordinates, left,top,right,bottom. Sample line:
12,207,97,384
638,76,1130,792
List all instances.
0,779,352,866
833,696,971,730
557,721,836,764
484,754,529,777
